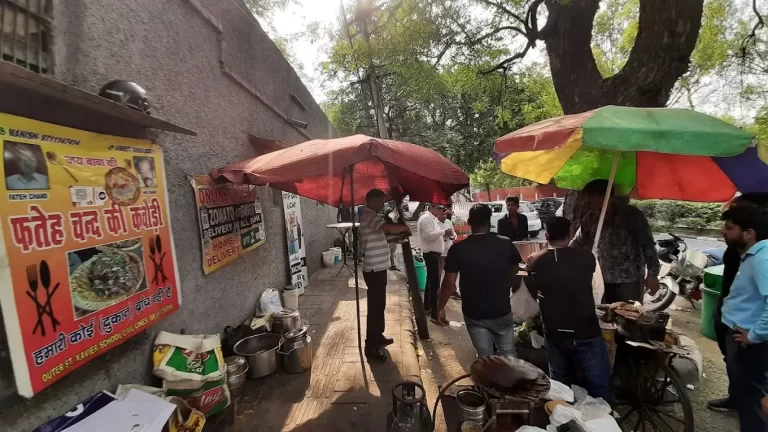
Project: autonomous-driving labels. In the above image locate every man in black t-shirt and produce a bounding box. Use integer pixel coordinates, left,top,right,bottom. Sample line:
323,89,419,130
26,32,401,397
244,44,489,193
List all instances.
529,217,612,403
437,204,521,357
497,196,529,241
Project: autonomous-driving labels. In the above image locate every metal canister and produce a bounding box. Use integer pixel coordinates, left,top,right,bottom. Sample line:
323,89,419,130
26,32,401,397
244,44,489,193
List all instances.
280,326,312,373
455,389,486,428
271,308,301,335
225,356,249,398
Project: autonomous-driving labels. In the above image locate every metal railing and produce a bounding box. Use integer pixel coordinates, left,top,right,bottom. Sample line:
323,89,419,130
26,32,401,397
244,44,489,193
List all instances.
0,0,51,74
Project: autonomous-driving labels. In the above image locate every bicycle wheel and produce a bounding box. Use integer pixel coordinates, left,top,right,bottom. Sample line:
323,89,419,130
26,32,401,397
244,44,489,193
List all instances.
613,354,694,432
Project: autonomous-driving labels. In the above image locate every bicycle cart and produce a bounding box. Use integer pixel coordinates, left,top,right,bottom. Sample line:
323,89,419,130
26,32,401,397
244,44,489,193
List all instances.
606,306,695,432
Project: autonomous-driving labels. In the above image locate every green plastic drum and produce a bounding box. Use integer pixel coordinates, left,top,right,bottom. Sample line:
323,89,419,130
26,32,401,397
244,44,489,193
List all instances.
700,265,725,341
703,265,724,293
414,259,427,292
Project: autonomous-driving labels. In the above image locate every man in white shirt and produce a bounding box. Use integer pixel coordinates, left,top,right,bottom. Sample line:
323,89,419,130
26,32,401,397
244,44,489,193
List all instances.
418,204,453,324
359,189,411,361
439,209,459,299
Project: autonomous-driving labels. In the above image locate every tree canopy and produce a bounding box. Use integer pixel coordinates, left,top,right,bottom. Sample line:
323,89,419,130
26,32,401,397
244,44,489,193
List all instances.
313,0,766,197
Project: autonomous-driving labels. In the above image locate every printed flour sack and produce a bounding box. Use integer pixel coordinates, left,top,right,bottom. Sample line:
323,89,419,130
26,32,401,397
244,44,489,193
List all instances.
152,332,230,415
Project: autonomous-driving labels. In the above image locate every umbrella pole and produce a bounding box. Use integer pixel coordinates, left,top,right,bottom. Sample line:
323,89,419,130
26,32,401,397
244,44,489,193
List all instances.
349,165,369,388
592,151,620,255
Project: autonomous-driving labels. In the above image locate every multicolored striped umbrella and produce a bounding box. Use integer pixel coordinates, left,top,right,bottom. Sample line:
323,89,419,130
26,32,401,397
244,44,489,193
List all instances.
494,106,768,202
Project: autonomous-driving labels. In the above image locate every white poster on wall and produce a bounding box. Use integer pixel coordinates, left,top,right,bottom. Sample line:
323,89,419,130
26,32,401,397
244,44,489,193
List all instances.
282,192,308,294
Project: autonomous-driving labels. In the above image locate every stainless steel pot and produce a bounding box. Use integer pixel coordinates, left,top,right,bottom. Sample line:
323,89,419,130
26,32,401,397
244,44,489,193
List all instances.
233,333,282,379
279,327,312,374
225,356,249,398
513,241,548,260
456,389,486,427
271,308,301,335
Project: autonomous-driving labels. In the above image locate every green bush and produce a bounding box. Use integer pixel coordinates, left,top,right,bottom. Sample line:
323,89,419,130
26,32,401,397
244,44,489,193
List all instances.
631,200,723,231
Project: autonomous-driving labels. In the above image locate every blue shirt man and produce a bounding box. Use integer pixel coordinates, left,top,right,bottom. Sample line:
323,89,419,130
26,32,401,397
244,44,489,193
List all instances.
719,206,768,431
722,240,768,344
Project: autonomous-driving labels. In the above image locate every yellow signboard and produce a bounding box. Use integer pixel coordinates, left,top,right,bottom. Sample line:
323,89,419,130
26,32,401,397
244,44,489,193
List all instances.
191,176,266,274
0,114,181,397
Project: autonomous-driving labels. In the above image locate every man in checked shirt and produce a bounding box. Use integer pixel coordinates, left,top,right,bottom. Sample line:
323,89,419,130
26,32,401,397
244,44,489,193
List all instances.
570,179,660,303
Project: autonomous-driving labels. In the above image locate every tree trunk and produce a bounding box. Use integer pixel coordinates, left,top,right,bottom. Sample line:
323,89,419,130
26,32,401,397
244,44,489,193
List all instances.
541,0,704,233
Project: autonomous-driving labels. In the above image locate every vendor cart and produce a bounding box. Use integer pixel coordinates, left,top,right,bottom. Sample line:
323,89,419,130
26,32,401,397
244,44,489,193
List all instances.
611,338,694,432
605,306,695,432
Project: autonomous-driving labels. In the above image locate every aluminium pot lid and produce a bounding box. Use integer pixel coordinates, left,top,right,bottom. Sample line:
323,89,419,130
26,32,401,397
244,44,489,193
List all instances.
273,308,300,318
284,326,308,339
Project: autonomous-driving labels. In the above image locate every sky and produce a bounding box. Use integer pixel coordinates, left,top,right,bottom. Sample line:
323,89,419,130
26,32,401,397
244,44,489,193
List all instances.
271,0,341,103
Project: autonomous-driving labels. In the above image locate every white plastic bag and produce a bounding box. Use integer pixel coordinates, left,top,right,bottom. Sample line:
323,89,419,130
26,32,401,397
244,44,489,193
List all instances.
592,255,605,306
571,385,589,403
545,379,575,402
511,279,539,324
585,417,622,431
515,427,547,432
549,405,584,426
530,330,546,349
574,396,612,421
257,288,283,315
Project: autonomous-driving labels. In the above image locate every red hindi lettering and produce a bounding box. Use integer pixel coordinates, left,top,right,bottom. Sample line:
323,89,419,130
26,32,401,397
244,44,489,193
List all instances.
103,202,128,236
7,205,66,253
106,157,118,168
8,216,34,253
128,198,164,231
148,197,164,228
129,203,148,232
69,210,104,243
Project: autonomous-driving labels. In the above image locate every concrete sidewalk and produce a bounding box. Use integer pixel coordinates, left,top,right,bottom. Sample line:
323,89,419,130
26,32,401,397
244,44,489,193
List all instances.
209,265,422,432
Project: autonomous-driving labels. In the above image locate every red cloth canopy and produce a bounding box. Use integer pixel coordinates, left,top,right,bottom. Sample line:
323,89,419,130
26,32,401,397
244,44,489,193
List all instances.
210,135,469,207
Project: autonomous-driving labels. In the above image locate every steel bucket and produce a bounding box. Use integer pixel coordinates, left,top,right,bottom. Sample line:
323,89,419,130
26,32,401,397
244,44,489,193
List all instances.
233,333,283,379
513,241,548,259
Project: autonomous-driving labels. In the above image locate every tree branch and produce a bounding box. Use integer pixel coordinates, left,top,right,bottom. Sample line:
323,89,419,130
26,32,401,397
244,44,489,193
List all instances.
478,0,528,27
476,0,546,74
739,0,766,61
470,25,528,46
480,42,534,74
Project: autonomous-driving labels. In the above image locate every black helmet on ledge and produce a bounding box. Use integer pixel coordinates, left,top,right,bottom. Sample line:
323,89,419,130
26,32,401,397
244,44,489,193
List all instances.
98,80,151,115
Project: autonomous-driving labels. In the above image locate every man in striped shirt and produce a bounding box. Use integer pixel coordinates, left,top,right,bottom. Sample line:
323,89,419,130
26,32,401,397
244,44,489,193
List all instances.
359,189,411,361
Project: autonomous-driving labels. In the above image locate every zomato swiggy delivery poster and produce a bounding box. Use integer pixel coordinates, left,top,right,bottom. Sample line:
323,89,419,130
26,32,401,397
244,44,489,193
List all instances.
191,175,266,274
0,114,181,397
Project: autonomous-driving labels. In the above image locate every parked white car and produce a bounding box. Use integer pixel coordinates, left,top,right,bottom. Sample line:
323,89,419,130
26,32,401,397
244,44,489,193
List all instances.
484,201,542,237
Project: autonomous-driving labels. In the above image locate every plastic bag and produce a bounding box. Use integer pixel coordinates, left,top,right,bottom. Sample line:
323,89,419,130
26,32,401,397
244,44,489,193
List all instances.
164,377,231,416
571,385,588,403
257,288,283,316
511,279,539,324
592,255,605,306
167,396,206,432
574,396,612,421
530,330,546,349
549,405,584,426
152,332,226,384
515,427,547,432
545,379,575,402
585,417,622,432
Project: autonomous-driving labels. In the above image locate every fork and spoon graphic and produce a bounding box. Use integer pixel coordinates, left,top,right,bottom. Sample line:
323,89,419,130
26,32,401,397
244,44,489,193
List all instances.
26,260,60,336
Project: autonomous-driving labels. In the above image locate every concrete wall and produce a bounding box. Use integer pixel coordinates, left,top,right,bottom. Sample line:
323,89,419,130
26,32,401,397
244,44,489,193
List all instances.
0,0,338,429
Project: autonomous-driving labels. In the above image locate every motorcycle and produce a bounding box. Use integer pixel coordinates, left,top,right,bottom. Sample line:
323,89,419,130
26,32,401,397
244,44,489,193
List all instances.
644,234,711,312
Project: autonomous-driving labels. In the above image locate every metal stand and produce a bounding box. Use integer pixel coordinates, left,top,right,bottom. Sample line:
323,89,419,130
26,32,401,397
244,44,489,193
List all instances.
330,225,356,277
396,205,430,340
348,165,369,389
